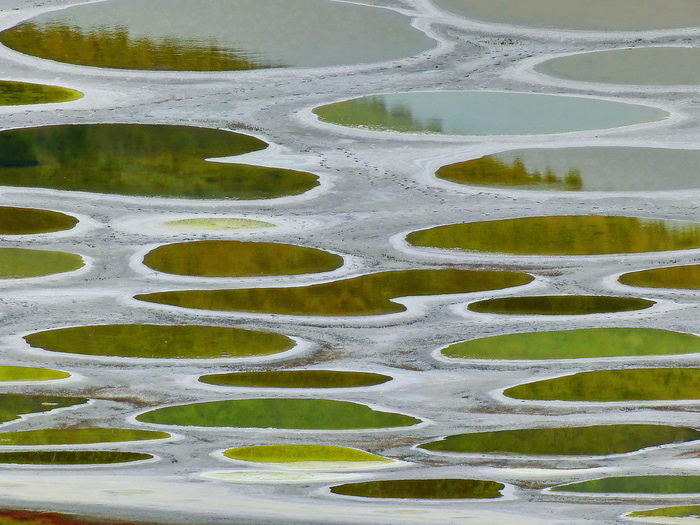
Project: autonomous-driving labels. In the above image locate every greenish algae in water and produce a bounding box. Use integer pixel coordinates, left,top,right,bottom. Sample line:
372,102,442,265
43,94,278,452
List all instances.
442,327,700,360
505,368,700,402
553,476,700,494
629,505,700,518
313,92,668,136
536,48,700,86
0,450,152,465
0,366,69,382
330,479,504,499
620,264,700,290
0,124,318,199
0,206,77,234
199,370,392,388
432,0,700,31
0,248,83,279
0,393,87,423
0,509,139,525
24,324,295,359
135,268,533,316
419,424,700,456
161,217,274,231
468,296,654,316
136,398,421,429
438,148,700,192
407,216,700,256
0,81,82,105
143,240,343,277
224,444,390,463
0,427,170,446
0,0,433,70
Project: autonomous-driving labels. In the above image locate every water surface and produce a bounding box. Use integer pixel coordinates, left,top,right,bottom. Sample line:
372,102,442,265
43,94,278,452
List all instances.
629,505,700,519
0,393,87,423
553,475,700,494
330,479,504,499
468,296,654,315
0,427,169,446
135,269,533,316
199,370,391,388
0,0,433,70
0,81,82,105
0,366,69,382
0,450,152,465
143,240,343,277
224,445,390,463
442,328,700,360
433,0,700,30
407,216,700,255
0,510,146,525
0,248,83,279
313,92,668,136
620,264,700,290
537,48,700,85
24,324,295,359
419,424,700,456
161,217,274,231
0,206,77,234
505,368,700,402
437,148,700,191
136,399,420,429
0,124,318,199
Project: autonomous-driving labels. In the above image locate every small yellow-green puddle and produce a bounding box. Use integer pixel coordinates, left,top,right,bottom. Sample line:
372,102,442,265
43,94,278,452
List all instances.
330,479,504,499
0,124,318,199
505,368,700,402
629,505,700,519
407,216,700,255
224,444,390,464
468,295,654,315
24,324,295,359
143,240,343,277
135,268,533,316
0,206,77,234
0,248,83,279
0,450,152,465
199,370,391,388
136,399,421,429
0,427,170,446
442,328,700,360
620,264,700,290
0,394,88,424
0,366,69,382
536,48,700,86
553,475,700,494
419,424,700,456
0,81,82,105
161,217,274,231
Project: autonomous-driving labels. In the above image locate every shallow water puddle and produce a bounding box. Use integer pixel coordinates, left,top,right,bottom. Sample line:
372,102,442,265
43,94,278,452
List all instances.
24,324,295,359
537,47,700,85
0,510,149,525
135,268,533,315
143,240,343,277
620,264,700,290
437,148,700,192
629,505,700,519
136,398,420,429
0,366,69,382
442,327,700,360
330,479,505,499
0,450,152,465
0,124,318,199
0,81,82,105
419,424,700,456
432,0,700,30
0,0,433,70
0,427,169,446
504,368,700,402
468,295,654,315
0,206,77,235
200,370,391,388
160,217,274,232
407,216,700,255
313,92,668,136
553,475,700,494
0,394,87,423
0,248,83,279
223,444,391,465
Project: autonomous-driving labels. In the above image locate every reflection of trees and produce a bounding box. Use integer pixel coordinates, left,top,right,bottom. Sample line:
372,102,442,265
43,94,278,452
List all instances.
0,124,318,199
437,155,583,190
0,23,275,70
620,264,700,289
